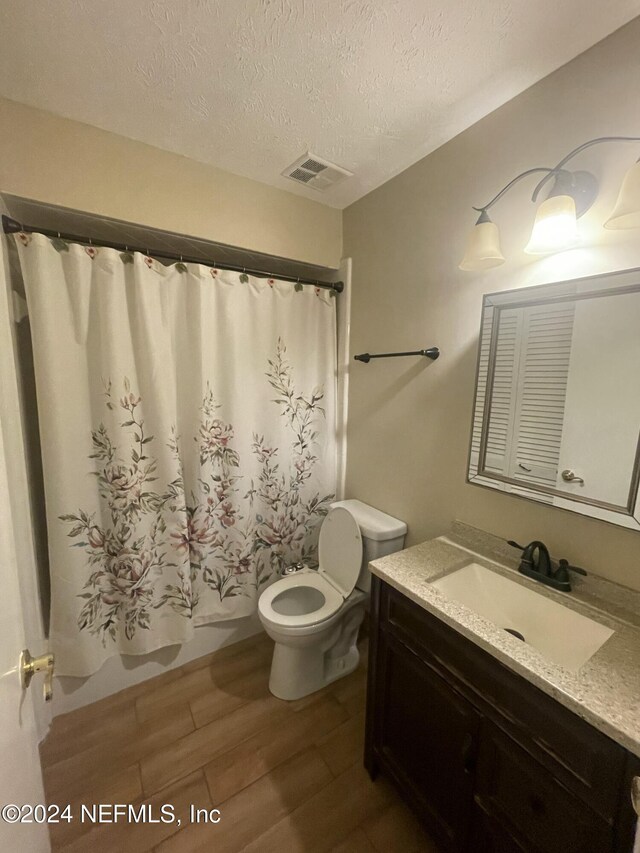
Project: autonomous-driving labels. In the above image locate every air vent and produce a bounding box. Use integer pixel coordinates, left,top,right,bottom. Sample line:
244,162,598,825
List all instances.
289,168,315,183
282,152,353,191
299,158,326,173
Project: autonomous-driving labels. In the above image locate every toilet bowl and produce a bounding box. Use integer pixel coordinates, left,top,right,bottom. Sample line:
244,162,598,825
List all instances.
258,499,406,700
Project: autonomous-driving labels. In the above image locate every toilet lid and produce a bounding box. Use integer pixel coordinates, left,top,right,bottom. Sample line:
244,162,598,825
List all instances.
318,507,363,598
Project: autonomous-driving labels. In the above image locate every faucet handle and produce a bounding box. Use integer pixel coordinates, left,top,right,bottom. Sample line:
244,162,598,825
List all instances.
554,559,587,585
560,558,587,577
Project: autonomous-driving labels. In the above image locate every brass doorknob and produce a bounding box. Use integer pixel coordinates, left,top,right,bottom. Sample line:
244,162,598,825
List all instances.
19,649,54,702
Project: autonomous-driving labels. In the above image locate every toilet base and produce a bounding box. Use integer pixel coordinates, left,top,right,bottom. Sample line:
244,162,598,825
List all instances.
268,640,361,701
261,589,367,701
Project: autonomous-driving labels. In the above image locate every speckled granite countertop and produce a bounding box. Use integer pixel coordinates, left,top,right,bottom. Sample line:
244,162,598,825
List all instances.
369,522,640,757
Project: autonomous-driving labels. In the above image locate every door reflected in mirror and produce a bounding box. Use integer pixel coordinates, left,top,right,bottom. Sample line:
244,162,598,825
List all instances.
468,268,640,530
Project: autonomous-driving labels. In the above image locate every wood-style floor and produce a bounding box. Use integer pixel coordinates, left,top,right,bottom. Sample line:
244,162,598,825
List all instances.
40,632,438,852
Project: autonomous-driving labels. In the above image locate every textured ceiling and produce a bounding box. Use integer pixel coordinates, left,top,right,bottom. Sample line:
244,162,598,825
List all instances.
0,1,637,209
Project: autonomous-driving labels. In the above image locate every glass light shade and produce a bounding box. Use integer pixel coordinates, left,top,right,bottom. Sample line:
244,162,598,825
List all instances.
458,221,505,271
604,161,640,230
524,194,579,255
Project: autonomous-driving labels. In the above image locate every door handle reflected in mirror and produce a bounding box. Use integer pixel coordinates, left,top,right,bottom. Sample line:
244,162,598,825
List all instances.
561,469,585,485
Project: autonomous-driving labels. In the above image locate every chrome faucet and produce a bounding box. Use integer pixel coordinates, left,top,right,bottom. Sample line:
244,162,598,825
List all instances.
508,540,587,592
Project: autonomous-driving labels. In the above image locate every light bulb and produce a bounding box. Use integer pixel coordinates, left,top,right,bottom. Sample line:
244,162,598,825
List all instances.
524,195,579,255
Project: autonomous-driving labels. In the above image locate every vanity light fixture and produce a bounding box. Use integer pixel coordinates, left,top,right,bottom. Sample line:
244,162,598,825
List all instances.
605,159,640,229
460,136,640,270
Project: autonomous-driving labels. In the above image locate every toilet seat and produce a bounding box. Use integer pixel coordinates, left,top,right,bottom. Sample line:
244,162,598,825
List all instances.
258,507,364,631
317,507,363,598
258,570,344,628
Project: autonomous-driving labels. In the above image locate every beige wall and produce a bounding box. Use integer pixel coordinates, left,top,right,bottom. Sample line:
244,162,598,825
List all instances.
0,97,342,268
344,19,640,591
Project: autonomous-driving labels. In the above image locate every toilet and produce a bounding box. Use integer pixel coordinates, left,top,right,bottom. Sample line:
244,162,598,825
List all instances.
258,499,407,700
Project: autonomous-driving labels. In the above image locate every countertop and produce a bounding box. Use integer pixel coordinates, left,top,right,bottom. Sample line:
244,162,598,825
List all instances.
369,522,640,758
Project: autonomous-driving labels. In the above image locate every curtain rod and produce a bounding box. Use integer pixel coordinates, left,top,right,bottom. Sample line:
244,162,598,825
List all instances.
1,215,344,293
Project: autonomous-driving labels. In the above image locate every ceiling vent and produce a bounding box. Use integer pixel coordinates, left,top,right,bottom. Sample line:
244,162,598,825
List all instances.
282,152,353,191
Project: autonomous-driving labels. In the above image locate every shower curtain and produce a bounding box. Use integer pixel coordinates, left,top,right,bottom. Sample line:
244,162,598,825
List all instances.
15,232,337,676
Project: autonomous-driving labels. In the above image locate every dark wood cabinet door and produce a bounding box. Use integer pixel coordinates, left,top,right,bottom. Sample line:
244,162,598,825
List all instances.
475,722,614,853
375,634,480,852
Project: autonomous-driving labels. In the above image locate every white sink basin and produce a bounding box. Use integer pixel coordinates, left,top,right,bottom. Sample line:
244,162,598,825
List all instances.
431,562,614,673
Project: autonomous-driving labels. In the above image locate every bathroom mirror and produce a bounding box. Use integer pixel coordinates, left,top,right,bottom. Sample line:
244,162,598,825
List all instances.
468,267,640,530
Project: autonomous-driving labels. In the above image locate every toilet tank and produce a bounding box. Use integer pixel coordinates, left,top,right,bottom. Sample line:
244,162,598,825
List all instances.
330,499,407,593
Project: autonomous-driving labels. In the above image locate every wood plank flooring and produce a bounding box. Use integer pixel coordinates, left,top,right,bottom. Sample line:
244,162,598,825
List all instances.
40,633,439,852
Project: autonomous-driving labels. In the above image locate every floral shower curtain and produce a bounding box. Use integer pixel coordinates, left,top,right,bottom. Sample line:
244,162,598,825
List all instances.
15,233,337,676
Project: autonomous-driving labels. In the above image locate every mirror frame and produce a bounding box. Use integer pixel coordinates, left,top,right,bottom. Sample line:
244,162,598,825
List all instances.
467,266,640,531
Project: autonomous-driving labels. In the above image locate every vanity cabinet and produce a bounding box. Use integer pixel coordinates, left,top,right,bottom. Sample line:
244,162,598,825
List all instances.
376,633,480,848
365,577,639,853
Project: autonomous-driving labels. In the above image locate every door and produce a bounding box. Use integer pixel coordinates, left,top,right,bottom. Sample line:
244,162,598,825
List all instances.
555,291,640,509
376,634,480,852
0,409,49,851
0,226,49,850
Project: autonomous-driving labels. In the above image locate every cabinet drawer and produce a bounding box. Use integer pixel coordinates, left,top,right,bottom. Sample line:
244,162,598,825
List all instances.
476,722,613,853
381,581,625,819
470,803,527,853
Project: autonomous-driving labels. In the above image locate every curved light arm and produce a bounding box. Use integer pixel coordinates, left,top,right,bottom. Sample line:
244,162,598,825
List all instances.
473,167,562,215
471,136,640,217
531,136,640,203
